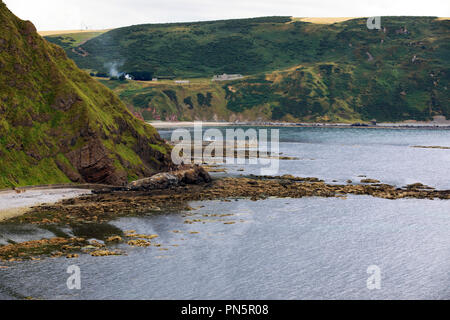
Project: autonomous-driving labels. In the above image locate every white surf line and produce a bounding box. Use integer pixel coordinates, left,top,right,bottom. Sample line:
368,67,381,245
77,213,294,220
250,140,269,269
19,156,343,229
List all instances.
148,121,233,128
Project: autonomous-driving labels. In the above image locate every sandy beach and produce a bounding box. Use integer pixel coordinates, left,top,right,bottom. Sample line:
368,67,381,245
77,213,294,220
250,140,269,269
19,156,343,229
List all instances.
0,188,91,222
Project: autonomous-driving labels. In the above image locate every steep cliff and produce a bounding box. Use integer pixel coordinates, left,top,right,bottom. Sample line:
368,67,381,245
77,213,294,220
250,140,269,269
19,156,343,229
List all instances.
0,1,173,188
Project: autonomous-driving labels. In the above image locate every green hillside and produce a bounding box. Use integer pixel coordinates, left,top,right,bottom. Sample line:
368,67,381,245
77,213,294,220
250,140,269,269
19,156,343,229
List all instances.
47,16,296,78
46,16,449,122
0,1,172,189
97,78,231,122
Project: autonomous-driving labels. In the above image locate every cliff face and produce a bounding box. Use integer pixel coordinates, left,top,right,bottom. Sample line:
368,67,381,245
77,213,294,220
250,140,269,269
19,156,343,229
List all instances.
0,1,173,188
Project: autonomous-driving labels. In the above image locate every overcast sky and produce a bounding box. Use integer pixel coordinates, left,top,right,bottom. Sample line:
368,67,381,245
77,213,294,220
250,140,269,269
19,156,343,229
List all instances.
4,0,450,31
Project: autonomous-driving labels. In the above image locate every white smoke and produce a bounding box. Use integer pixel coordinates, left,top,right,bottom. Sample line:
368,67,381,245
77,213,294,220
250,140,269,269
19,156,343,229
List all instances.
105,61,123,78
104,61,133,80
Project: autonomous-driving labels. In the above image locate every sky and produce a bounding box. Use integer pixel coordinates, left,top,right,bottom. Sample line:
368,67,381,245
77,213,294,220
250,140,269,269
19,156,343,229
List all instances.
3,0,450,31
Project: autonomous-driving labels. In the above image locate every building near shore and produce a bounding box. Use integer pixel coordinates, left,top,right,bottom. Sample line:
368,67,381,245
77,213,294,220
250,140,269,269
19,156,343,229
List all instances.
174,80,190,84
212,73,244,81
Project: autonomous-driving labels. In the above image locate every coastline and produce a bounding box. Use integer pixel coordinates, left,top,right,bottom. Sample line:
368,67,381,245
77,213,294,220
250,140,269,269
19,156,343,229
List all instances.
8,176,450,226
148,121,450,129
1,173,449,261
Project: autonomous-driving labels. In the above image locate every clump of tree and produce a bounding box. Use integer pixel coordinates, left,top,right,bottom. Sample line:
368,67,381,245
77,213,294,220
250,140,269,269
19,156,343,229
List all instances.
196,92,213,107
91,72,109,78
183,97,194,109
128,71,154,81
163,90,178,104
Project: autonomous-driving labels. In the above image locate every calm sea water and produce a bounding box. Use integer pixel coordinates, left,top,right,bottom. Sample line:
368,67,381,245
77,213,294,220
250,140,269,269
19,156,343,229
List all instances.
1,127,449,300
159,126,450,189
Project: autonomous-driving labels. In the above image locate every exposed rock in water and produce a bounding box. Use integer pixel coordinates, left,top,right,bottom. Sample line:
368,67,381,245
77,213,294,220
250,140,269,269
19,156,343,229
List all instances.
404,183,435,190
0,237,87,261
126,165,211,191
361,179,381,184
128,173,179,191
15,175,449,226
175,165,212,184
253,174,323,183
89,250,123,257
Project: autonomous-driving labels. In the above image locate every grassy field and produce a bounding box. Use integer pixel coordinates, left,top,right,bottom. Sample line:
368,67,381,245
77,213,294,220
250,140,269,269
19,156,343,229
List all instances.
294,17,360,24
38,29,110,36
42,30,109,48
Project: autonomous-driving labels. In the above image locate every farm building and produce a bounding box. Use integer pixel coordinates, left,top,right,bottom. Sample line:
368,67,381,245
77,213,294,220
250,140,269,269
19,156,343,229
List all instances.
212,73,244,81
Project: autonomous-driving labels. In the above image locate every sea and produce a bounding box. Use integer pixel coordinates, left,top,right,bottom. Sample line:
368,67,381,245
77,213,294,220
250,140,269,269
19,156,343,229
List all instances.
1,126,449,300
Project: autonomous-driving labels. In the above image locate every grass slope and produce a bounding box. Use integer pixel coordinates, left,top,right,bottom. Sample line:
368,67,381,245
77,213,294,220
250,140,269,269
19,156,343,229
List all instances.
0,1,172,189
46,16,449,122
98,78,231,122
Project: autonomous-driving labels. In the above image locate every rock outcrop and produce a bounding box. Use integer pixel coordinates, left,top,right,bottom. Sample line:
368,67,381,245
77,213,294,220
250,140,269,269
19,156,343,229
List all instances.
128,173,180,191
127,165,211,191
14,175,450,226
65,138,125,185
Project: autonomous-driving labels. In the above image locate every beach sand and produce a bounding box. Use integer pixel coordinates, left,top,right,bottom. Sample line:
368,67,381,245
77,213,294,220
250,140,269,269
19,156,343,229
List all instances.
0,188,91,222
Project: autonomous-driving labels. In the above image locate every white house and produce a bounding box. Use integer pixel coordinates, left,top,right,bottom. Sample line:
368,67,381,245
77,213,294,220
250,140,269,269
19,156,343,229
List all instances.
212,73,244,81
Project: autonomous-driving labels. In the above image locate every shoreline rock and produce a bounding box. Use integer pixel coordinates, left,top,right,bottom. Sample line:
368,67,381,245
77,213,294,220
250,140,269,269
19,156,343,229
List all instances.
96,165,212,193
6,175,448,226
1,174,449,261
360,179,381,184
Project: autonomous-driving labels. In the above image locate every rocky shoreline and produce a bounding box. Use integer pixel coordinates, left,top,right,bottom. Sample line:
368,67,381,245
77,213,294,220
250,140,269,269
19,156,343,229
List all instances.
0,231,165,261
7,173,449,226
1,167,449,262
